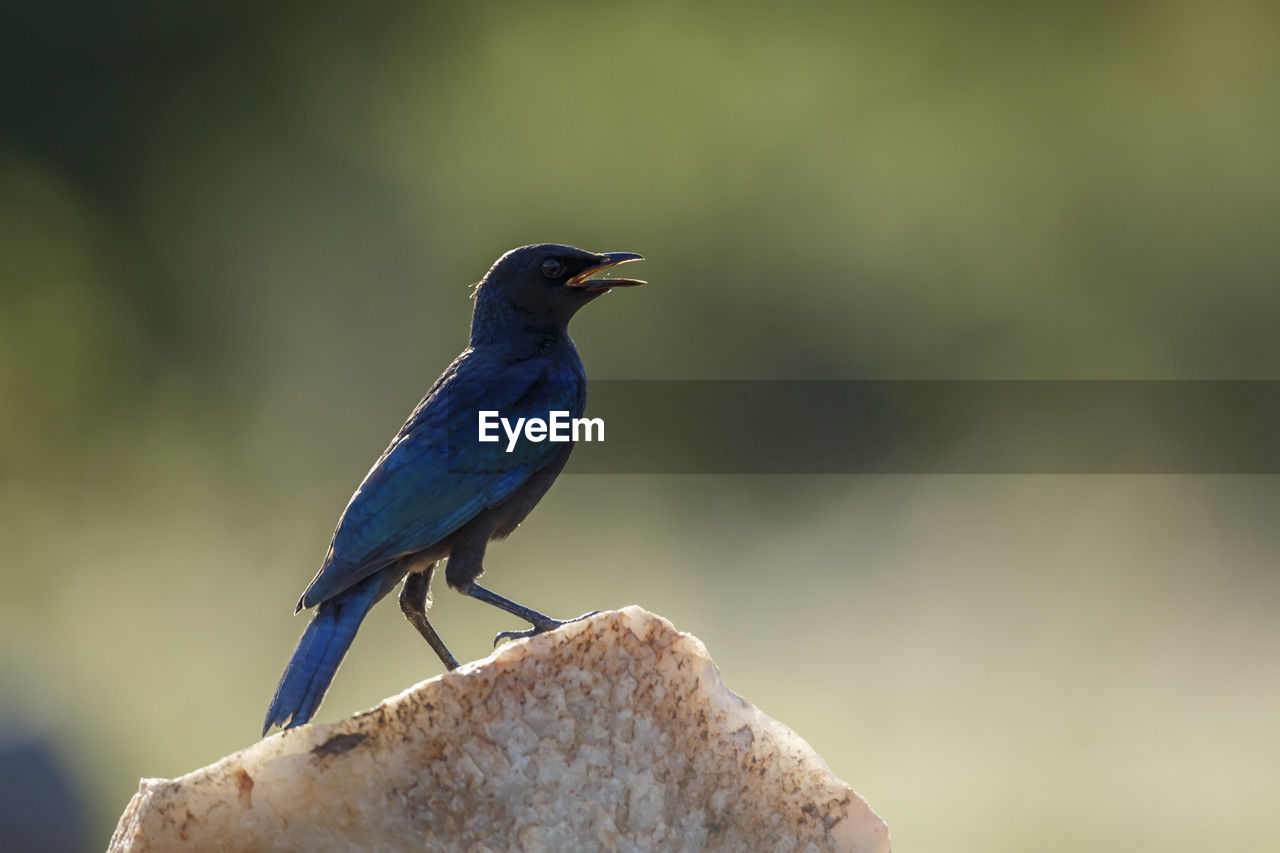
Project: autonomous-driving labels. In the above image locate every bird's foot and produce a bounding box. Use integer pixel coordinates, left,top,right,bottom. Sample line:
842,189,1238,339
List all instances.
493,610,602,648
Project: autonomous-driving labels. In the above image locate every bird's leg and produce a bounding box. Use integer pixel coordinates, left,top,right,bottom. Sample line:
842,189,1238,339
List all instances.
457,581,601,647
446,533,599,647
398,564,460,670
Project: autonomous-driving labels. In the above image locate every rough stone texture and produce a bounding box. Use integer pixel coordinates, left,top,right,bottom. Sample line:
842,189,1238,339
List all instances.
110,607,889,852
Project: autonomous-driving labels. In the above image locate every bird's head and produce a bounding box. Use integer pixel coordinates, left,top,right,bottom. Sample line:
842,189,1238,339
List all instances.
471,244,645,344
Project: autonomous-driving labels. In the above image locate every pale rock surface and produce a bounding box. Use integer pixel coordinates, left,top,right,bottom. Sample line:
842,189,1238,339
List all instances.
109,607,889,852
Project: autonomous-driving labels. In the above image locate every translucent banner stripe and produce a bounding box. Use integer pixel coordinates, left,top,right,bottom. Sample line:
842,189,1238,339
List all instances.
443,381,1280,474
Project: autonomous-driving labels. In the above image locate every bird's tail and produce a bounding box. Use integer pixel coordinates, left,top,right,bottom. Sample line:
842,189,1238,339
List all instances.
262,571,384,734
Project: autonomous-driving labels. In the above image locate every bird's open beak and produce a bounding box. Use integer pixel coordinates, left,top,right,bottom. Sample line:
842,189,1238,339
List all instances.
567,252,646,290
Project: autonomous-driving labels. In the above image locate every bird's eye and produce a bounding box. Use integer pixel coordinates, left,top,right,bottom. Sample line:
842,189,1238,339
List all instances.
540,259,566,278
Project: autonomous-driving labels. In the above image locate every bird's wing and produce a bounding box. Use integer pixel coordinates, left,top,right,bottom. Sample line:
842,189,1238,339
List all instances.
297,354,582,609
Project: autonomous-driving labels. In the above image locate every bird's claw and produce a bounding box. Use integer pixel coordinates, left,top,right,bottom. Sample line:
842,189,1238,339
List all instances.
492,626,543,647
492,610,604,648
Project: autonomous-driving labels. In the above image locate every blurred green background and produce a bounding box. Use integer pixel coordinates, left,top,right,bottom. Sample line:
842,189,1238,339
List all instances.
3,2,1279,850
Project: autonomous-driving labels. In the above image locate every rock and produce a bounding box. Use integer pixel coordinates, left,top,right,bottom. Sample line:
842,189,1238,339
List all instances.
109,607,889,852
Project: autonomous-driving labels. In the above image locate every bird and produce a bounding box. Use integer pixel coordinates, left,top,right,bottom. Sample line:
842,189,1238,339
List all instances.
262,243,645,734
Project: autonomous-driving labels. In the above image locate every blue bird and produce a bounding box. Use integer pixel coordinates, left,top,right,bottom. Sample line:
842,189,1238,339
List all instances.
263,244,645,733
